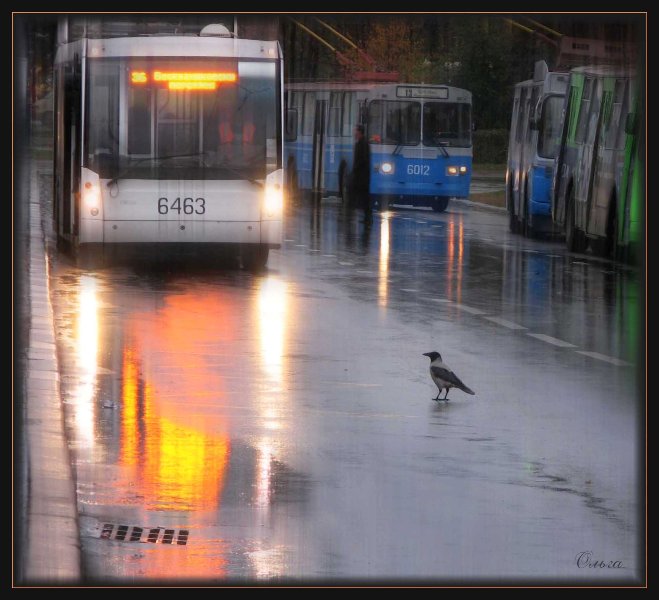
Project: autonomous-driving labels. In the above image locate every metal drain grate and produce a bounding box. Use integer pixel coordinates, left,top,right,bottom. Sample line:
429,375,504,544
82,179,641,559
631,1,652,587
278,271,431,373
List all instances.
100,524,189,545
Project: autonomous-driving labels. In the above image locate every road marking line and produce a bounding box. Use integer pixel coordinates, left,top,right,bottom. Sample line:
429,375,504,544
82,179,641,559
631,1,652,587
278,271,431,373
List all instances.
284,239,295,242
309,249,320,252
453,303,487,315
400,288,418,293
338,261,354,266
322,254,336,257
318,380,383,387
429,298,452,303
484,316,527,330
575,351,633,367
295,244,306,247
527,333,577,348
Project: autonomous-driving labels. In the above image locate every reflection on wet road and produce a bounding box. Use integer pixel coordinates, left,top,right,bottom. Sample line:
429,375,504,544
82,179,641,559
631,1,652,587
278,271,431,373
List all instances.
49,196,642,583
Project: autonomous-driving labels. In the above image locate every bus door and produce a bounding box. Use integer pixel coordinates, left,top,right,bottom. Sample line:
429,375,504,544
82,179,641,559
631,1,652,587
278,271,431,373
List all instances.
513,86,528,218
56,56,82,239
584,81,608,235
312,99,327,195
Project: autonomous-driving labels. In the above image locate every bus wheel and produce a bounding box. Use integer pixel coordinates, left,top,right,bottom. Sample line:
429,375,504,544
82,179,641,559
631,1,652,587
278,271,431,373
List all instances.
508,204,518,233
565,192,586,253
340,168,350,205
605,199,618,260
242,245,269,271
432,197,449,213
287,165,299,202
523,187,534,238
507,180,518,233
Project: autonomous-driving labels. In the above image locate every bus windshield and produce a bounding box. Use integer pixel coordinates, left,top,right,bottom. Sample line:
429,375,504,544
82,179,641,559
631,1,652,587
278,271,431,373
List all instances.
85,58,280,180
422,102,471,147
537,95,563,158
367,100,421,145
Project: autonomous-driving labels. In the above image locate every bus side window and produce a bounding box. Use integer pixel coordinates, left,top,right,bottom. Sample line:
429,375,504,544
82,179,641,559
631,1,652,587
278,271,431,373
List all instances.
575,78,593,144
285,108,298,142
342,93,356,137
128,88,152,155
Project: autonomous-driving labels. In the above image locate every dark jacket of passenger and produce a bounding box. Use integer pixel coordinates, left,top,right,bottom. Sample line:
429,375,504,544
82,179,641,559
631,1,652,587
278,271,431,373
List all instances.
352,136,371,194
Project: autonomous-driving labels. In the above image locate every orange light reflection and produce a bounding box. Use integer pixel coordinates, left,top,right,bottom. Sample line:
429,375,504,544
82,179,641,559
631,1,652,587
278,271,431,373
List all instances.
73,275,98,448
447,220,455,301
379,214,390,307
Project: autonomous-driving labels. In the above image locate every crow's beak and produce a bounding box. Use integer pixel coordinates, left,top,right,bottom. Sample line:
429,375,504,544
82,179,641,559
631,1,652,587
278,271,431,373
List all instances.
422,352,431,357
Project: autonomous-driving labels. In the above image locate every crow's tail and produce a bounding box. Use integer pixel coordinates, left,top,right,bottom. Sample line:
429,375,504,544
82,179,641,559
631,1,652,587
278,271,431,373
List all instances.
459,384,476,395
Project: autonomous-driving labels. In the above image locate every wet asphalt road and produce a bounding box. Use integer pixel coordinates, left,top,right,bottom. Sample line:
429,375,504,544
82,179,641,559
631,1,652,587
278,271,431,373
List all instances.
45,184,643,583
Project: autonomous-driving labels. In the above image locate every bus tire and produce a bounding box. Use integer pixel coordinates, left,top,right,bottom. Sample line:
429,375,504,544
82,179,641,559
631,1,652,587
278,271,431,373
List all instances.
507,179,518,233
523,185,534,238
432,197,449,213
565,190,586,253
287,160,299,202
605,196,619,260
242,245,269,271
339,164,349,204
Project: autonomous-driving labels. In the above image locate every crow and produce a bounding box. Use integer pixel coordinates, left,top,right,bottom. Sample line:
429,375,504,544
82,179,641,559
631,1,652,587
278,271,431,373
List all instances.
423,351,475,401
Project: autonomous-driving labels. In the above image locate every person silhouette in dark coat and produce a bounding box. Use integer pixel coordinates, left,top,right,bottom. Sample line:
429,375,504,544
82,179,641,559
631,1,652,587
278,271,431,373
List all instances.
352,124,372,226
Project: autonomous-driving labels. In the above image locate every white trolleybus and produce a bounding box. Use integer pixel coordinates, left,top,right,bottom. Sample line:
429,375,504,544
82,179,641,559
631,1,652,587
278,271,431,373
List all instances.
53,26,284,269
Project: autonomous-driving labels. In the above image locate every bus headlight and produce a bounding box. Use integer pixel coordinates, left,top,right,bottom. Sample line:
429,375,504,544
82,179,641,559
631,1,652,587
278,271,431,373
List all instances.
264,184,283,217
459,166,468,175
380,161,394,175
83,181,101,213
446,166,458,176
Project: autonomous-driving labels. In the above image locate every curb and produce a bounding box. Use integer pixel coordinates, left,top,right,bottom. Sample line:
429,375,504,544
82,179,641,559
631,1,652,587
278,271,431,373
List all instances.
451,197,507,213
24,161,81,583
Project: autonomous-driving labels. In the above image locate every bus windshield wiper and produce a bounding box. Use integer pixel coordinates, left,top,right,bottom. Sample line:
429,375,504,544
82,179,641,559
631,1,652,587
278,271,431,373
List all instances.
436,142,450,158
106,152,209,187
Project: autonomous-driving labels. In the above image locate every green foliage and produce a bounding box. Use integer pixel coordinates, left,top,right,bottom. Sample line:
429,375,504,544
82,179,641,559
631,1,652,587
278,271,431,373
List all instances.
472,129,509,164
283,15,559,129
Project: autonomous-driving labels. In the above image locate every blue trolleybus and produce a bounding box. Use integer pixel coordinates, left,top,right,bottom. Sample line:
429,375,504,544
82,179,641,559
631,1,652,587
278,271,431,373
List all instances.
506,61,569,237
285,82,472,213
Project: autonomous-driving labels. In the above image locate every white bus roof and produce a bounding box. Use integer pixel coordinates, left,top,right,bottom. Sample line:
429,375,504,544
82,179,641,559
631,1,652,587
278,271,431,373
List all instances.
514,71,568,95
55,36,281,63
286,81,471,101
569,64,636,79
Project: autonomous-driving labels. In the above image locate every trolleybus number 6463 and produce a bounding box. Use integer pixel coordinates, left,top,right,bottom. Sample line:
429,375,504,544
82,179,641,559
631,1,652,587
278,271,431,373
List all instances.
158,197,206,215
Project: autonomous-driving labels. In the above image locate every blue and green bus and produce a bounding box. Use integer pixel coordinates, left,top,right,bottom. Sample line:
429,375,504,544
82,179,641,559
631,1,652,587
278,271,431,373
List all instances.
506,61,569,237
284,82,472,213
551,65,641,262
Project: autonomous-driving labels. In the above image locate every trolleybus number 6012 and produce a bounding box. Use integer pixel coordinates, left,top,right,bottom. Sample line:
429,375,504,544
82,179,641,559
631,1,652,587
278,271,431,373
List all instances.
407,164,430,176
158,197,206,215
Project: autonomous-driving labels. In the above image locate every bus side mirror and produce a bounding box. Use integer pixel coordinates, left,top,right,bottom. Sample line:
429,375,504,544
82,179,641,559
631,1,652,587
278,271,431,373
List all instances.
624,112,637,134
285,108,298,142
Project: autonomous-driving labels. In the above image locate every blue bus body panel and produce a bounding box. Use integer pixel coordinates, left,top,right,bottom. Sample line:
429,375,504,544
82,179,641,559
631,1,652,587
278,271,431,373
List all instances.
370,152,471,199
529,164,553,216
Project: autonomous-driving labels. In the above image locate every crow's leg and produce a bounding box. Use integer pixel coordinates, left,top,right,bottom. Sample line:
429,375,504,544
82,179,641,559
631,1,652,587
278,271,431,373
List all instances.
433,389,441,401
